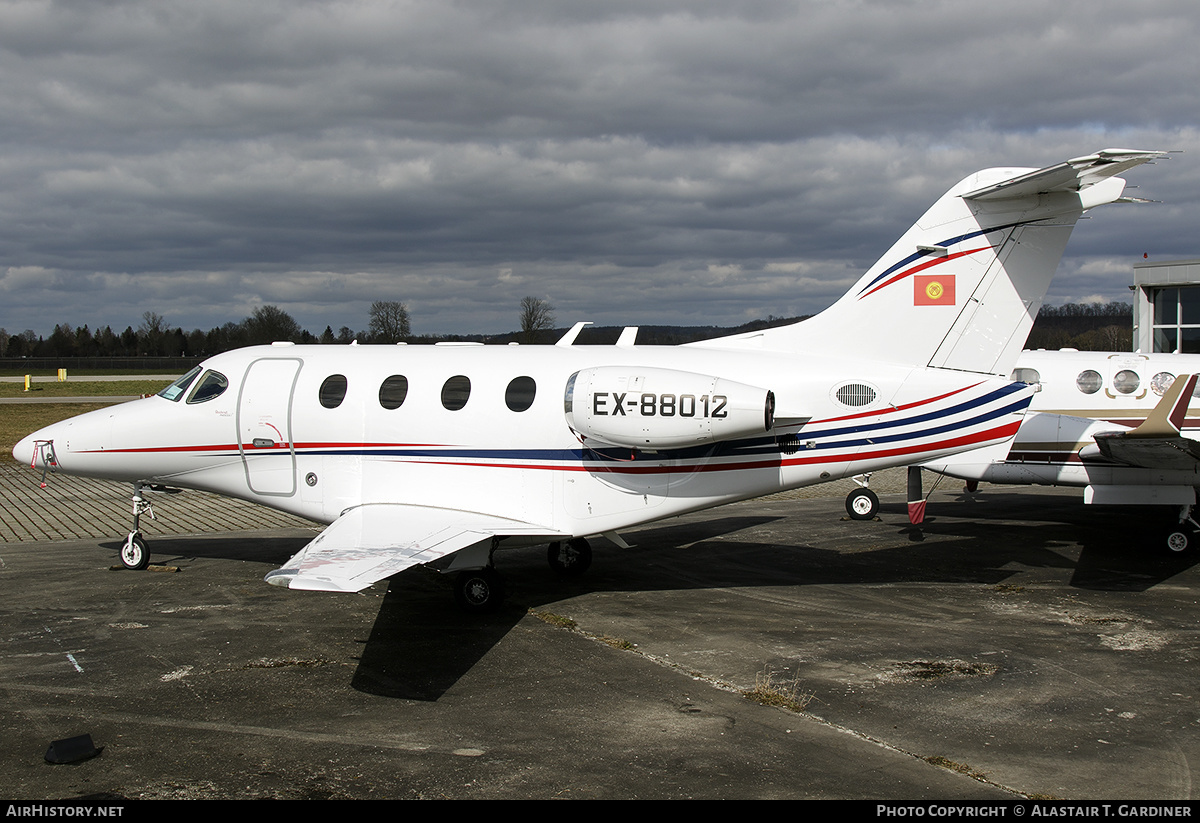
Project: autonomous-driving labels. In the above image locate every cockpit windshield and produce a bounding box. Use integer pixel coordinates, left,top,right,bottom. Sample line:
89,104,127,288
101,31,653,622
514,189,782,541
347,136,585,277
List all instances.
158,367,201,402
187,370,228,404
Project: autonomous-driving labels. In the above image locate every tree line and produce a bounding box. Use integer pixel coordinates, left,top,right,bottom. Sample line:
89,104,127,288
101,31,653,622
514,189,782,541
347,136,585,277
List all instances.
0,297,559,359
1023,301,1133,351
0,298,1134,359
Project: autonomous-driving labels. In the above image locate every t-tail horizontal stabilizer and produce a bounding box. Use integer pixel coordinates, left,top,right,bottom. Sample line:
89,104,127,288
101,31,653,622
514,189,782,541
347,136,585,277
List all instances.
700,149,1166,379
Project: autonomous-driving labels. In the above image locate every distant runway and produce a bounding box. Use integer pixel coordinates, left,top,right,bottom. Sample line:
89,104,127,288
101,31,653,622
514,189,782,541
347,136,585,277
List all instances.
0,396,141,404
0,374,178,382
0,373,176,403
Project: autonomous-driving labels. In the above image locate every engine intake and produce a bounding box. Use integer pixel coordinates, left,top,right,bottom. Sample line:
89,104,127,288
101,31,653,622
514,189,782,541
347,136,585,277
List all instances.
564,366,774,450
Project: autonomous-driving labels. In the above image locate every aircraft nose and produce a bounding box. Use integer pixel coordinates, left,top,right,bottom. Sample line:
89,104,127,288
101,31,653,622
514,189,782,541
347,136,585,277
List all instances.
12,421,63,470
12,431,37,467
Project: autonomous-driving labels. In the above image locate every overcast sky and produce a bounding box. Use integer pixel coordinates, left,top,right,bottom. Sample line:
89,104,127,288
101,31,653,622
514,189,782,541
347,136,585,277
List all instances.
1,0,1197,338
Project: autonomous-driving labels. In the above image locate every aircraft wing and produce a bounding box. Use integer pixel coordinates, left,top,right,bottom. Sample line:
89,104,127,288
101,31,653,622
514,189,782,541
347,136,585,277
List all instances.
1081,374,1200,471
264,503,566,593
1087,436,1200,471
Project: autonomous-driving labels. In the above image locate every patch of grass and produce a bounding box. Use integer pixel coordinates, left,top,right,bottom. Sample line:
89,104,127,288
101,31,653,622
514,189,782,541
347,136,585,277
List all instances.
925,755,987,780
528,609,578,630
0,403,111,461
894,660,998,680
245,657,330,669
527,609,636,651
743,668,813,713
597,635,635,651
0,380,168,398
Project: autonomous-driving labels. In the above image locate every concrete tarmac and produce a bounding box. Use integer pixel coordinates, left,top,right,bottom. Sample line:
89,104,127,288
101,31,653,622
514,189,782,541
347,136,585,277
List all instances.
1,463,1197,800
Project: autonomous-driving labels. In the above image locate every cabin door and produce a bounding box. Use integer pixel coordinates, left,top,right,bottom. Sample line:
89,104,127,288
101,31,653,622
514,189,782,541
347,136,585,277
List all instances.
238,357,302,496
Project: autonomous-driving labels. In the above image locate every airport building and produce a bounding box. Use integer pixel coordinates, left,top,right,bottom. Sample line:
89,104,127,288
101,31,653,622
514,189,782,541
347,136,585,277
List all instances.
1133,259,1200,353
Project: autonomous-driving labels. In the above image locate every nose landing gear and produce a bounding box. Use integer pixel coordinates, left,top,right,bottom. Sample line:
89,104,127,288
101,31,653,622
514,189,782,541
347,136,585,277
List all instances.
120,483,155,570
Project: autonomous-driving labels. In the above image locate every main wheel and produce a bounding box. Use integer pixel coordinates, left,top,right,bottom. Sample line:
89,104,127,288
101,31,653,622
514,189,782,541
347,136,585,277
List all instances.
453,568,505,613
547,537,592,576
1166,529,1191,554
845,488,879,520
120,534,150,570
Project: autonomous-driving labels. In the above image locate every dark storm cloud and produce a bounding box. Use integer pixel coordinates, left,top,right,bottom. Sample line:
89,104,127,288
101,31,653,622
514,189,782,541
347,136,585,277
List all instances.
0,0,1196,336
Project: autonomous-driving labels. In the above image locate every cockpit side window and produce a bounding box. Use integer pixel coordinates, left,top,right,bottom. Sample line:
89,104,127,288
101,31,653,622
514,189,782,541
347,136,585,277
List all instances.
158,366,201,402
187,370,229,404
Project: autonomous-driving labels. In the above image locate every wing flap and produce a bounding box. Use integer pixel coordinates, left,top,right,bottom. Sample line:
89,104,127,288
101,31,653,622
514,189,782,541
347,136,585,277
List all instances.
265,503,564,593
1088,436,1200,471
1082,375,1200,471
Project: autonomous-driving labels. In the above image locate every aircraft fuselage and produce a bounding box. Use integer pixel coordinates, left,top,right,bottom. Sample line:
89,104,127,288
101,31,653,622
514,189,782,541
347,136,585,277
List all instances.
16,341,1030,540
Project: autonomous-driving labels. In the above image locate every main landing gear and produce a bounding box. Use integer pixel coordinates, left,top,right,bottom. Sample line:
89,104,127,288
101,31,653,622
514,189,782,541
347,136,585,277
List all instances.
449,536,595,613
1166,504,1200,555
547,537,593,576
453,567,506,613
845,475,879,520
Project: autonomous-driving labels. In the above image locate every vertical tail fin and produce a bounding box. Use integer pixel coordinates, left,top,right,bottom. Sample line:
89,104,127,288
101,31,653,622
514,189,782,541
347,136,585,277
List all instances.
701,149,1165,376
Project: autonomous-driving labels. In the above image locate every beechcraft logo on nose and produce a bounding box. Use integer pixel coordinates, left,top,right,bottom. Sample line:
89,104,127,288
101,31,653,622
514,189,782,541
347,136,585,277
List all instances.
914,274,955,306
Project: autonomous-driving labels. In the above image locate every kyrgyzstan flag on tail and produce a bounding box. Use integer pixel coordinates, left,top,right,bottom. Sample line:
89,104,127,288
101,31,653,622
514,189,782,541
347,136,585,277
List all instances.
914,274,955,306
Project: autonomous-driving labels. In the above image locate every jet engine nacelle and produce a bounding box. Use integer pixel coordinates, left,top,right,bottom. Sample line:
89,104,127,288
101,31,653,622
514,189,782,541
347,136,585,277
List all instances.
564,366,775,450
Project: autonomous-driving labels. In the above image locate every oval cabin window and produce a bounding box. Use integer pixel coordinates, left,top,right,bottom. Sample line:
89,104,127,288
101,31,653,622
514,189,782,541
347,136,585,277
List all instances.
319,374,348,409
505,376,537,412
379,375,409,410
441,375,471,411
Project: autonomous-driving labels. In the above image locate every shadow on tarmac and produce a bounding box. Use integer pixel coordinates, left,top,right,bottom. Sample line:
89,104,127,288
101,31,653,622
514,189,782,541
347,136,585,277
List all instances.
92,490,1199,701
347,492,1198,701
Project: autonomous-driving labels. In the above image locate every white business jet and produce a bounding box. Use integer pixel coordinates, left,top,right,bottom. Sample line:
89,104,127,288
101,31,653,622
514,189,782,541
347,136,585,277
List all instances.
13,149,1164,610
913,348,1200,551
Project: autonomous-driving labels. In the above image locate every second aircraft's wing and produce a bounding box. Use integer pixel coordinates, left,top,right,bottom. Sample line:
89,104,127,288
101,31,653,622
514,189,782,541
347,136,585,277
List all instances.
1081,374,1200,471
264,503,566,593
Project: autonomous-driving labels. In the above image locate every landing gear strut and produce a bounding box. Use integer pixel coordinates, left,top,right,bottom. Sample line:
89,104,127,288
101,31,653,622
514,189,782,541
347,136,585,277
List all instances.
547,537,593,576
120,482,154,570
1166,504,1200,555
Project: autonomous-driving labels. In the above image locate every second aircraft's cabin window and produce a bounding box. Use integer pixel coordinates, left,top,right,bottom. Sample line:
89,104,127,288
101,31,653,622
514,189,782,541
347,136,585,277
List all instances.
379,375,409,410
319,374,348,409
441,375,471,411
187,370,228,404
1151,372,1176,396
1010,368,1041,386
505,376,537,412
158,366,201,402
1113,369,1140,395
1076,370,1102,395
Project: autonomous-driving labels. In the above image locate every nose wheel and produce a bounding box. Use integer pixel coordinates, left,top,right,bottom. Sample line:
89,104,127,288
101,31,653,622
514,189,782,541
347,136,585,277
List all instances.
119,483,155,570
121,533,150,570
